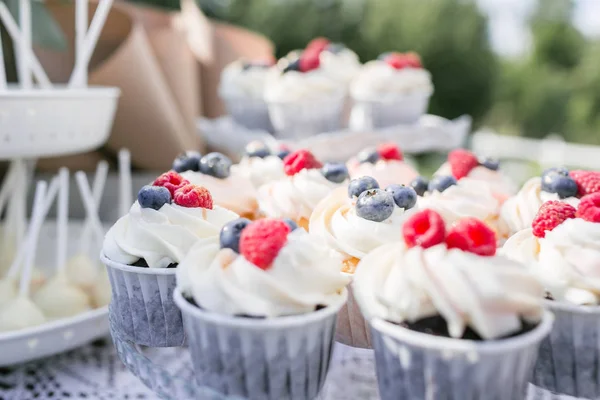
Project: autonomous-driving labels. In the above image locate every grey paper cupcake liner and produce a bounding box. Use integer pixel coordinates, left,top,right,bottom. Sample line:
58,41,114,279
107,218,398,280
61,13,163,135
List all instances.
174,288,347,400
222,96,273,132
101,253,185,347
370,312,553,400
336,283,372,349
267,92,346,139
351,92,431,129
532,300,600,398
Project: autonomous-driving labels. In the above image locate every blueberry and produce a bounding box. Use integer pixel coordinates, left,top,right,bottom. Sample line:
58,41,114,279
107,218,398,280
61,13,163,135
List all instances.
137,185,171,210
386,184,417,210
542,167,569,178
357,148,380,164
283,218,299,231
541,167,570,192
428,175,457,193
172,151,201,173
377,52,393,60
219,218,252,253
326,43,345,54
277,149,291,159
245,142,270,158
356,189,395,222
199,152,232,179
348,176,379,198
553,176,578,199
479,157,499,171
283,58,301,73
410,176,429,196
321,163,349,183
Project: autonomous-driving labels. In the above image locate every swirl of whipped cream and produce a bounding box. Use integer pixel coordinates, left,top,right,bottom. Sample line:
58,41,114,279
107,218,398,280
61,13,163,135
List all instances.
353,242,544,339
436,163,516,203
350,60,433,101
231,155,285,189
348,159,419,187
218,60,271,100
103,202,238,268
319,48,361,84
257,168,343,221
502,228,541,268
501,177,580,234
310,187,414,261
183,229,350,317
264,68,346,103
180,171,258,218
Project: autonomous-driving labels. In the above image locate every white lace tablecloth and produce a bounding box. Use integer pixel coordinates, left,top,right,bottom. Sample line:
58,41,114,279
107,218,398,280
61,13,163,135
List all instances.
0,338,584,400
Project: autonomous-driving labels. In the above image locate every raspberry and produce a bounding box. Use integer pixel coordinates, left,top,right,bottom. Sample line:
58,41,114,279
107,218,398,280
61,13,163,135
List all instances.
299,52,320,72
173,184,213,209
448,149,479,180
569,170,600,197
445,218,496,256
402,209,446,249
404,52,423,68
283,149,323,176
377,143,403,161
305,37,330,54
532,201,576,238
153,171,189,197
240,219,291,270
576,193,600,223
385,53,411,70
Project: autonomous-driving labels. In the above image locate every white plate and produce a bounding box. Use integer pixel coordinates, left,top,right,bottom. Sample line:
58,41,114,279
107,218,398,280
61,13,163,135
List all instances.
0,220,110,366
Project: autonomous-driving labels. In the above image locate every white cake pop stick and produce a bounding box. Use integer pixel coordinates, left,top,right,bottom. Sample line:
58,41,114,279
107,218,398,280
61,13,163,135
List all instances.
0,27,7,90
118,148,132,216
75,172,105,247
19,181,47,297
56,169,69,272
18,0,31,88
73,0,89,88
0,161,18,220
79,161,108,254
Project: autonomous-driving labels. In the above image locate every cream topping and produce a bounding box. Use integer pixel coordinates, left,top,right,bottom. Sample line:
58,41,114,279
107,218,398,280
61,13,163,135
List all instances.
348,159,419,187
218,60,270,100
264,68,346,103
319,48,361,84
231,155,285,189
436,163,516,203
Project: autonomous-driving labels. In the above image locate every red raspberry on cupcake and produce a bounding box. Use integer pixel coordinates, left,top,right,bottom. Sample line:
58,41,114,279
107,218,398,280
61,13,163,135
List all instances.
283,149,323,176
153,171,189,197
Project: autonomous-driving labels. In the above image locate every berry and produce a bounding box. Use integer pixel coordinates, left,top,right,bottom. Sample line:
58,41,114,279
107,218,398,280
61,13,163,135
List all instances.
410,176,429,196
172,151,201,173
570,170,600,197
153,171,189,197
479,157,499,171
543,167,569,178
402,209,446,249
428,175,457,193
356,189,395,222
199,152,232,179
403,52,422,68
541,168,570,193
448,149,479,179
357,147,380,164
283,218,299,231
240,219,291,270
283,149,323,176
276,149,291,159
325,43,345,54
137,185,171,210
445,218,496,256
386,184,417,210
245,141,271,158
576,193,600,223
377,143,403,161
348,176,379,198
283,58,301,73
321,163,349,183
532,201,576,238
173,184,213,209
299,52,320,72
545,175,578,199
305,37,330,54
385,53,411,69
219,218,251,253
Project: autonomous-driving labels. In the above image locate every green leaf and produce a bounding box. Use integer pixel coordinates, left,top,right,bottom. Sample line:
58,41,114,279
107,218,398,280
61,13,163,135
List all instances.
5,0,67,50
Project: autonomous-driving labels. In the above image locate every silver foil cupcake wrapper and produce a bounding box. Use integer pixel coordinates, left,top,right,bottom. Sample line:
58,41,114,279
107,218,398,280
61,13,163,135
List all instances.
222,96,273,133
370,312,553,400
102,254,185,347
174,288,345,400
532,300,600,398
351,93,430,130
336,284,372,349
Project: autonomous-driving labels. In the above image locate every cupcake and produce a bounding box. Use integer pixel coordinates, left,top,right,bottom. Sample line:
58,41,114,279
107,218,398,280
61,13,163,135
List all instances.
310,176,418,347
171,151,260,219
350,52,433,128
435,149,516,203
230,141,287,189
353,209,553,400
218,57,275,131
264,44,347,137
307,37,361,86
173,218,349,399
101,180,238,346
347,142,419,187
503,194,600,398
501,167,586,235
257,149,348,230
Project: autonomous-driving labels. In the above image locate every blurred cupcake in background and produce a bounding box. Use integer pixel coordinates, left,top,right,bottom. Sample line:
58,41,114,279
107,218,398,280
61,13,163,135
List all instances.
350,51,433,128
347,142,419,187
218,57,275,131
230,141,288,189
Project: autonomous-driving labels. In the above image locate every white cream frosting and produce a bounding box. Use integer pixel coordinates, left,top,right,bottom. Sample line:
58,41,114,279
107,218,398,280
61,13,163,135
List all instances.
348,159,419,187
231,155,285,189
350,60,433,101
257,168,343,221
309,187,414,260
353,242,544,339
218,60,270,100
436,163,516,203
319,48,361,84
180,171,258,217
103,201,238,268
182,229,350,317
501,177,580,234
264,68,346,103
